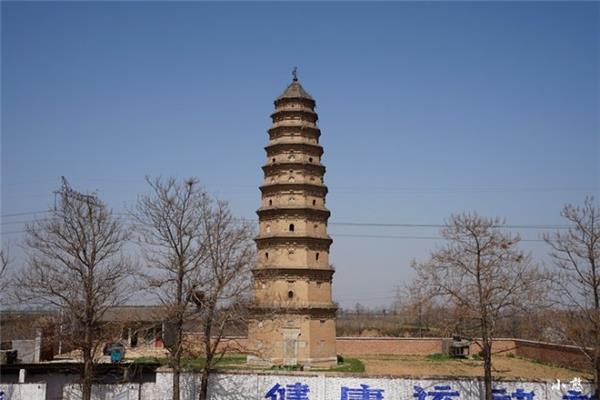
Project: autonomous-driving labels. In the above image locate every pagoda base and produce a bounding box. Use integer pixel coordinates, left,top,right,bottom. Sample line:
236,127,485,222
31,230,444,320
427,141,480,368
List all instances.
246,355,338,369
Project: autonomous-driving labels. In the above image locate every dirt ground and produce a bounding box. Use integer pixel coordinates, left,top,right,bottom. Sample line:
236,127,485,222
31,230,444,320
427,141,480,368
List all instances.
359,354,593,380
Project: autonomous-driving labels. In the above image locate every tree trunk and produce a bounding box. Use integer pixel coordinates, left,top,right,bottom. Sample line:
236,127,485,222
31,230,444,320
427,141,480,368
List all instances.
81,311,94,400
199,364,210,400
172,264,185,400
199,302,216,400
172,367,180,400
594,350,600,400
172,332,182,400
172,321,182,400
482,339,493,400
82,347,93,400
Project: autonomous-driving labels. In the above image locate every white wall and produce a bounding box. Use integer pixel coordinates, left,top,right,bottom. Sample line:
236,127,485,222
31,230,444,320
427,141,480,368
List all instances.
204,373,593,400
0,383,46,400
62,383,139,400
1,373,594,400
10,339,40,364
139,372,201,400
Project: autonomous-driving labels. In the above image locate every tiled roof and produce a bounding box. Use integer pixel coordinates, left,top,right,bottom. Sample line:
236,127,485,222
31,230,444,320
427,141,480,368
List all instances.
100,305,166,322
276,79,314,101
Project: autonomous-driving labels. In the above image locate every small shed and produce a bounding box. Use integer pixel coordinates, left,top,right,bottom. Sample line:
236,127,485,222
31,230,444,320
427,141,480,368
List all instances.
442,336,471,358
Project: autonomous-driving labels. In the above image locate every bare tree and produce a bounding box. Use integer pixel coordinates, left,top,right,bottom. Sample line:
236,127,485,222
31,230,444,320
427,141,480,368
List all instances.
399,280,436,337
16,178,133,400
0,249,8,277
132,177,254,400
544,197,600,397
412,213,544,400
0,247,10,293
194,199,254,400
131,177,209,400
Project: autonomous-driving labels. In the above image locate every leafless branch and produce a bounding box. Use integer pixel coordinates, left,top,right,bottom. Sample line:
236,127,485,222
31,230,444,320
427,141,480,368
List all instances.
412,212,547,400
544,197,600,395
14,179,134,400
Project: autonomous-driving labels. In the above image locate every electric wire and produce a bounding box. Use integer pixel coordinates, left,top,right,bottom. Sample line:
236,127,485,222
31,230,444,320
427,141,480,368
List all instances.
0,209,571,243
1,212,571,230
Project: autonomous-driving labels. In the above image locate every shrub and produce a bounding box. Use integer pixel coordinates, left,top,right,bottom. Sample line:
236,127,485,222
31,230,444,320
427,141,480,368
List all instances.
426,353,453,361
333,357,365,373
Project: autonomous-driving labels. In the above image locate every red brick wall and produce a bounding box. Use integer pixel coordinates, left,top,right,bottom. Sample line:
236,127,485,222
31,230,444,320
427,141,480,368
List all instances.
210,335,591,371
335,338,520,356
514,339,591,370
336,337,442,355
469,339,519,355
335,337,590,371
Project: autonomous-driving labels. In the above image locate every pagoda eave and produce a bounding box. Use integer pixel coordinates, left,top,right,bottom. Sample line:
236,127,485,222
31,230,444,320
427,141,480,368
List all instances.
270,109,317,119
248,305,338,318
268,125,321,137
264,142,324,156
254,235,333,247
256,207,330,219
252,267,334,280
274,97,315,107
262,162,326,175
259,183,328,195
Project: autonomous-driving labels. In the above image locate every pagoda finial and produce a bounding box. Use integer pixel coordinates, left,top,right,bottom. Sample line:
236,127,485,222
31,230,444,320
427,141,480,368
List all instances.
292,66,298,82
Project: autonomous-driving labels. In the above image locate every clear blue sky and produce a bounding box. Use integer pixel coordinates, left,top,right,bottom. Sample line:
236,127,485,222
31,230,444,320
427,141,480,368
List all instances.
2,1,599,308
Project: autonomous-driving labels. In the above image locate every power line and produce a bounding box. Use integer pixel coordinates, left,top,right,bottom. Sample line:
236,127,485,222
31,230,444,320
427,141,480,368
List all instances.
1,229,547,242
0,217,570,231
329,222,568,230
1,210,567,240
329,233,546,242
3,177,599,191
1,220,43,225
2,212,570,229
1,215,133,225
1,211,50,218
234,217,568,230
1,210,138,220
1,230,26,235
335,289,398,298
334,295,398,301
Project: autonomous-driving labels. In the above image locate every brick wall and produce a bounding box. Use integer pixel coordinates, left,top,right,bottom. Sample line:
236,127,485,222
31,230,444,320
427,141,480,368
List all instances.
514,339,591,370
336,337,442,355
335,337,590,371
208,335,591,371
335,337,520,356
469,339,519,355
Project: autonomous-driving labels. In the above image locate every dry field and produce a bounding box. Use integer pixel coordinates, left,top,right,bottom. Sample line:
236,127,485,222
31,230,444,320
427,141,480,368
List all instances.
358,354,592,380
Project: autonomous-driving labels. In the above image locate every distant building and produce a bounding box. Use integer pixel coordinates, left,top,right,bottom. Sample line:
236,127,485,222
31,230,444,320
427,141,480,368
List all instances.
100,306,166,349
247,72,337,367
0,310,57,363
0,306,167,365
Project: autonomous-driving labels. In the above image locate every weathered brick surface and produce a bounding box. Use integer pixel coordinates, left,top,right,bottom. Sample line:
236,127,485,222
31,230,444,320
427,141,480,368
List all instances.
514,339,591,370
336,337,442,355
336,337,521,356
469,339,519,355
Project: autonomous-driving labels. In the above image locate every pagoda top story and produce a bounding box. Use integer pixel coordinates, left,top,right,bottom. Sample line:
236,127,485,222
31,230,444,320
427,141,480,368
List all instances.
275,68,315,102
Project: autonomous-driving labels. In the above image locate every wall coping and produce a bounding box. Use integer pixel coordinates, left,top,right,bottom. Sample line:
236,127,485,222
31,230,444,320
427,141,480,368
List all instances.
336,337,445,341
149,369,594,384
336,337,591,352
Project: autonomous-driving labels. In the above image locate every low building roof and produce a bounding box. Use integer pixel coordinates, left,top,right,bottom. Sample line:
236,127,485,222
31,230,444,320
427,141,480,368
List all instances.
100,306,166,323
